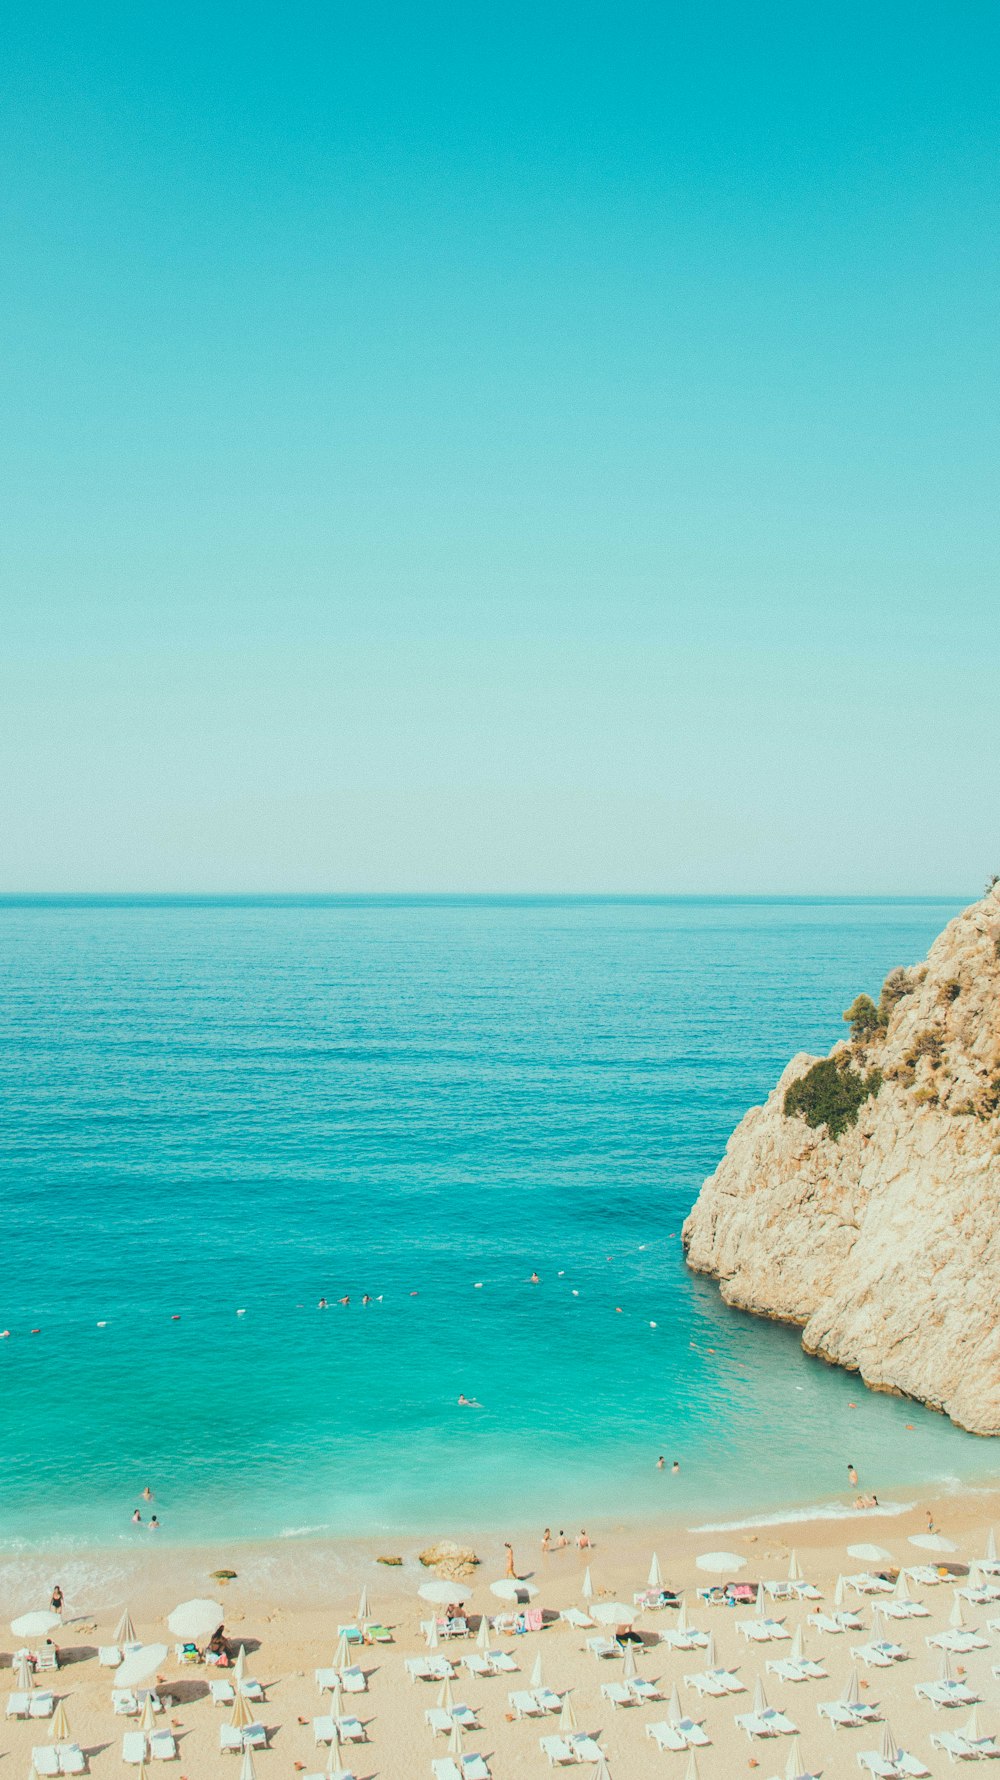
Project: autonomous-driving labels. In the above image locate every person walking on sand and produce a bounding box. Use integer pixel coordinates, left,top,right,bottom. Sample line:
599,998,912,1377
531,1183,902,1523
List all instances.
504,1541,516,1578
50,1585,63,1616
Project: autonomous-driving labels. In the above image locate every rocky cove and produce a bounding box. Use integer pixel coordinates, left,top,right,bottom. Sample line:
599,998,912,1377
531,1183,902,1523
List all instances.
683,885,1000,1435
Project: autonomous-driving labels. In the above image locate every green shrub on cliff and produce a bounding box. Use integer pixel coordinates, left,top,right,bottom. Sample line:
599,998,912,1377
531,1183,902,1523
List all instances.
784,1055,883,1139
843,993,882,1041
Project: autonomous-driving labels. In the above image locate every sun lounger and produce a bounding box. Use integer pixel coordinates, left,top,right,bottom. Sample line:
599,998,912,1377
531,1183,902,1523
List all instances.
406,1656,456,1682
149,1731,177,1760
32,1750,61,1778
677,1717,711,1746
243,1725,267,1749
907,1566,945,1586
601,1682,633,1708
487,1651,518,1673
959,1584,1000,1603
363,1623,393,1642
174,1643,200,1664
559,1608,595,1629
628,1677,662,1702
532,1688,560,1714
809,1610,863,1633
746,1707,797,1736
339,1666,366,1692
766,1658,827,1682
852,1642,903,1667
928,1629,988,1652
792,1582,823,1601
335,1717,365,1742
122,1733,146,1763
462,1654,492,1678
425,1708,452,1735
432,1764,463,1780
35,1649,59,1671
337,1624,363,1643
882,1600,929,1619
30,1693,55,1717
736,1712,781,1738
818,1699,878,1727
57,1746,87,1774
763,1581,795,1600
99,1646,123,1667
932,1729,1000,1761
211,1680,236,1705
219,1725,243,1753
453,1705,479,1727
857,1757,897,1778
647,1722,687,1752
660,1627,709,1650
685,1667,745,1696
239,1679,264,1700
300,1773,355,1780
915,1680,978,1708
566,1737,602,1762
586,1635,619,1659
313,1717,336,1744
539,1737,576,1766
440,1617,468,1638
7,1694,31,1718
508,1689,544,1718
737,1619,774,1643
845,1573,895,1595
113,1690,140,1714
432,1761,490,1780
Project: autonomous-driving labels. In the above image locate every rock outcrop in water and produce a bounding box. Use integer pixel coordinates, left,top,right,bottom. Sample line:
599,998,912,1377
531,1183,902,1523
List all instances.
683,886,1000,1435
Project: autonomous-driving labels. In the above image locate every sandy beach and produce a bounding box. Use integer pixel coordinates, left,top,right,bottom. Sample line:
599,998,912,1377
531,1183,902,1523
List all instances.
4,1484,999,1778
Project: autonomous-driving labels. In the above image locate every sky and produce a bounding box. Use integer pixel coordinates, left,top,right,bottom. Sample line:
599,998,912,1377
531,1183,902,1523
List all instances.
1,2,997,894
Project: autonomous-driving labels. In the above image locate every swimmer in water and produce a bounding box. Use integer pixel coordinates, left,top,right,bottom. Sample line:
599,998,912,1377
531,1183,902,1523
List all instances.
362,1294,371,1305
141,1486,153,1501
656,1455,665,1469
457,1393,481,1407
318,1298,328,1309
529,1272,539,1283
132,1510,142,1525
847,1463,858,1488
338,1296,349,1306
671,1460,680,1474
148,1515,160,1530
541,1527,551,1553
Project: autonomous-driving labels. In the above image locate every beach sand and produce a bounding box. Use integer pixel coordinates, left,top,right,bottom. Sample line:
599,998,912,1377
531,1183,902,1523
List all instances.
3,1486,999,1777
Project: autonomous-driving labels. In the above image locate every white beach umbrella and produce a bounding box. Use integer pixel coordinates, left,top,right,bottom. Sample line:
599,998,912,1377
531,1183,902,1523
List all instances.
581,1567,593,1601
10,1613,60,1639
476,1613,490,1651
139,1695,157,1733
752,1677,768,1715
783,1737,805,1780
893,1569,912,1601
167,1599,225,1641
682,1757,698,1780
695,1550,745,1574
666,1684,683,1725
238,1747,256,1780
558,1692,577,1732
833,1575,846,1608
323,1744,340,1778
14,1653,34,1691
49,1701,71,1742
939,1649,956,1683
754,1583,766,1615
114,1609,138,1647
333,1633,351,1670
424,1617,439,1649
229,1686,255,1732
490,1578,538,1601
986,1529,997,1564
116,1645,168,1690
234,1645,247,1682
594,1759,612,1780
949,1594,967,1630
647,1552,662,1589
847,1544,890,1564
622,1643,637,1680
789,1626,804,1664
787,1550,803,1583
840,1664,862,1709
910,1532,957,1553
591,1601,633,1625
447,1718,464,1757
879,1721,897,1764
329,1679,343,1721
676,1596,689,1634
703,1632,716,1669
962,1707,983,1742
419,1581,470,1605
436,1676,454,1711
356,1587,370,1622
529,1651,544,1688
870,1606,886,1639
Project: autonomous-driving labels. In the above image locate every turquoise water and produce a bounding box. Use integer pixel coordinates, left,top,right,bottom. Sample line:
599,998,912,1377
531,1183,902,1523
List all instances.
1,894,995,1550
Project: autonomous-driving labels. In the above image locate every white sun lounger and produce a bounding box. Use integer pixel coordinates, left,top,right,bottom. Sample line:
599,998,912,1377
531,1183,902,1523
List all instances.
586,1636,619,1659
432,1760,490,1780
532,1688,560,1714
149,1731,176,1760
566,1737,602,1763
560,1608,595,1629
122,1734,146,1763
857,1758,896,1778
737,1707,797,1737
509,1689,544,1718
314,1719,336,1745
339,1666,366,1692
915,1681,978,1709
852,1641,906,1667
647,1722,687,1752
882,1600,930,1619
7,1694,31,1718
685,1667,744,1695
239,1679,264,1700
628,1677,662,1701
660,1628,709,1650
928,1629,988,1652
539,1737,576,1767
809,1610,863,1634
818,1699,878,1727
425,1709,452,1735
766,1658,827,1682
29,1693,56,1718
99,1647,123,1667
335,1717,365,1742
462,1654,492,1678
845,1574,895,1595
737,1620,774,1643
601,1682,633,1708
763,1580,795,1600
31,1750,61,1778
113,1690,140,1715
907,1566,945,1586
406,1656,456,1683
57,1746,87,1775
211,1680,236,1706
932,1729,1000,1761
487,1651,518,1673
676,1717,711,1746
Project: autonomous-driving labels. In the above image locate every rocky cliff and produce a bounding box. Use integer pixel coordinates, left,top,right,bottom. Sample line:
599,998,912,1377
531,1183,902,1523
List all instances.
682,886,1000,1435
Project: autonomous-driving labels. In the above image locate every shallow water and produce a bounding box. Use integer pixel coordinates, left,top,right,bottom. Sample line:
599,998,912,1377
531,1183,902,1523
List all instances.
0,894,994,1549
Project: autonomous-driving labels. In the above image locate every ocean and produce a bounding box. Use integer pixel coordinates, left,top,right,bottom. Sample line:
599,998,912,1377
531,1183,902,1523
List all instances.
1,894,995,1551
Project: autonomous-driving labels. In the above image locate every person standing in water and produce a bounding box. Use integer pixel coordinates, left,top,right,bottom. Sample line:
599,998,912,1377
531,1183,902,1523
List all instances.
848,1463,858,1488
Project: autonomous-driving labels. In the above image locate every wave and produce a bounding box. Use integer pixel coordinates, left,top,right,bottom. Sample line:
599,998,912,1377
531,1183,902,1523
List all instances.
278,1524,331,1538
691,1499,917,1532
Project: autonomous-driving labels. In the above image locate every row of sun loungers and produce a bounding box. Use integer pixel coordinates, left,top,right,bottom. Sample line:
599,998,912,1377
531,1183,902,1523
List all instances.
121,1731,177,1762
29,1747,86,1776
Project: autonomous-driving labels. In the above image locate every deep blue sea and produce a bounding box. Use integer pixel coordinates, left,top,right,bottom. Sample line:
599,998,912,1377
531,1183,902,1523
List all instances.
1,895,995,1550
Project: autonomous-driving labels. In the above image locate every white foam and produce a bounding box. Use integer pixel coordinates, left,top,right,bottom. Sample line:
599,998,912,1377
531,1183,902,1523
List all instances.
278,1524,331,1538
691,1499,917,1533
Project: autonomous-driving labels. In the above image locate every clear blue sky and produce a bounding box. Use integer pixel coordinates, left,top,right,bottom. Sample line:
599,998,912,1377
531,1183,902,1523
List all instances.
2,2,997,892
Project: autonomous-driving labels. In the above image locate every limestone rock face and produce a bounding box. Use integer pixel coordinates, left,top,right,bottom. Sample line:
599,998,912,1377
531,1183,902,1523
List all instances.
682,886,1000,1435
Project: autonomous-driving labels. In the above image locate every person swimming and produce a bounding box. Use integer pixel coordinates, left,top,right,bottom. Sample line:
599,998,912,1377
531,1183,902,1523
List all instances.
457,1393,482,1407
132,1510,142,1524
